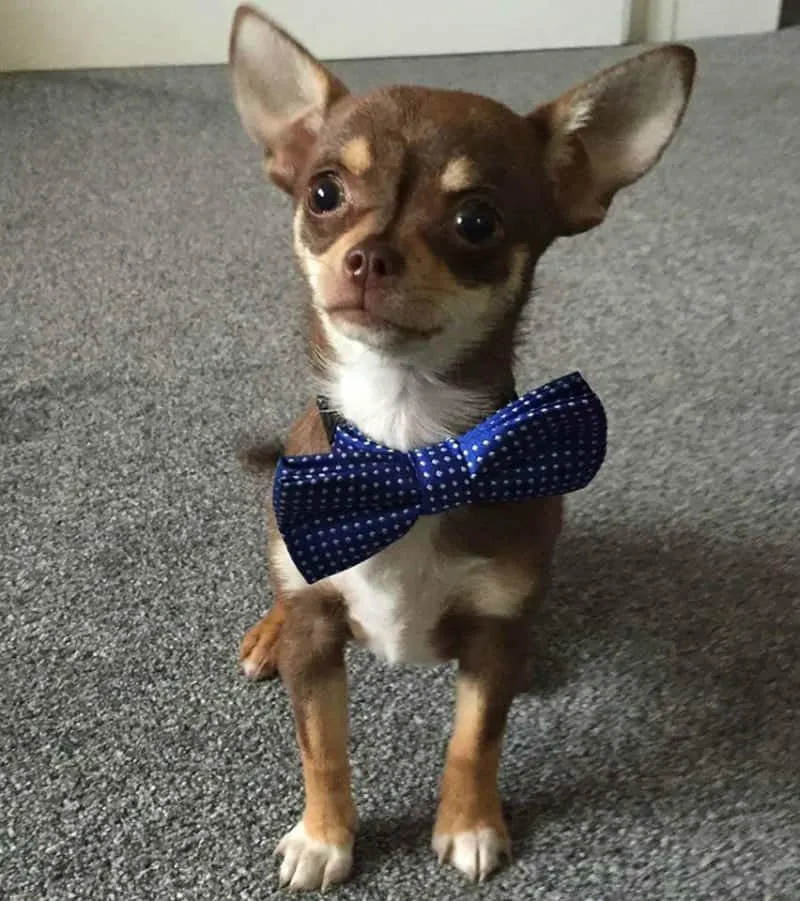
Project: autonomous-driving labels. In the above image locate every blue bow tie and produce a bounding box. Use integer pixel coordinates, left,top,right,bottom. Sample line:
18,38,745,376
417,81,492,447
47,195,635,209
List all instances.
274,372,606,583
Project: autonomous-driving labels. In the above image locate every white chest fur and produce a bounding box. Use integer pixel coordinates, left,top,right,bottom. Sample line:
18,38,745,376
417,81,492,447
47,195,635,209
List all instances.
331,518,482,664
322,345,494,664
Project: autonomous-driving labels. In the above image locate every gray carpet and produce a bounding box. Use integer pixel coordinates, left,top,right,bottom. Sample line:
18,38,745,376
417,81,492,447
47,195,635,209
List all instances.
2,27,799,901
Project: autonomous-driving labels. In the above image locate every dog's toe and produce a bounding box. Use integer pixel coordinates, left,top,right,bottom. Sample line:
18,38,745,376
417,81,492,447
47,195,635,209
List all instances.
276,822,354,891
432,827,510,882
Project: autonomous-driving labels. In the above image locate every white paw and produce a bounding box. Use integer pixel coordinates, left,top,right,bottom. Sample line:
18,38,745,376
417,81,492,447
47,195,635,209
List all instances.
276,821,354,891
432,827,511,882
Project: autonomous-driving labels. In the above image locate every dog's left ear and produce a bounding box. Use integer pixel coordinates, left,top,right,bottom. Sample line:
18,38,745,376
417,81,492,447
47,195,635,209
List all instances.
229,4,348,192
530,45,696,235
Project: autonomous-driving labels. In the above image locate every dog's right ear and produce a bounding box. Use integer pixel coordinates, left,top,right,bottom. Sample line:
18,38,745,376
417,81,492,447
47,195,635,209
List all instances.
529,45,695,235
229,4,348,192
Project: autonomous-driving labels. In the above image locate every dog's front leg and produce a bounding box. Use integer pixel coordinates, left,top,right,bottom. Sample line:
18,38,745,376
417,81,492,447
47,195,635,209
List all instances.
433,615,525,882
275,585,356,891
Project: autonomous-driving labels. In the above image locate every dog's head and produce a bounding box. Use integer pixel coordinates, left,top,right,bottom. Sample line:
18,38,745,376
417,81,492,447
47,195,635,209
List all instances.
230,5,695,369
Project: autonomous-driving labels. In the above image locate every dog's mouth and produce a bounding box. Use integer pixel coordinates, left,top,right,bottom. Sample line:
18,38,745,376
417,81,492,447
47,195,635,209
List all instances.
329,307,438,336
322,296,442,345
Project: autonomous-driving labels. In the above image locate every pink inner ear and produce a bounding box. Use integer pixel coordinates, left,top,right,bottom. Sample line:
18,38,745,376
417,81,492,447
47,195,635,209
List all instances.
268,115,320,194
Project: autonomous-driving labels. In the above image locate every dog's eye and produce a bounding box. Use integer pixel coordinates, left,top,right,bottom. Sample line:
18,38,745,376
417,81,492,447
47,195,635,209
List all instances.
307,173,345,215
453,200,501,246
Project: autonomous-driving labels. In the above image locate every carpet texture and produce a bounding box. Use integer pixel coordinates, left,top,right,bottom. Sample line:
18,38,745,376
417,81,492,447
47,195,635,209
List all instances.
2,27,799,901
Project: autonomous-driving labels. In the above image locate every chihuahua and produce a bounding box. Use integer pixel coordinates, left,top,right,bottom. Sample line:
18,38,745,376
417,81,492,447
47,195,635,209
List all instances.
230,4,695,891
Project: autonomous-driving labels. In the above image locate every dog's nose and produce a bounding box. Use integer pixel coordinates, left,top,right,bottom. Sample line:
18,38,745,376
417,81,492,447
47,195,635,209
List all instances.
344,239,404,284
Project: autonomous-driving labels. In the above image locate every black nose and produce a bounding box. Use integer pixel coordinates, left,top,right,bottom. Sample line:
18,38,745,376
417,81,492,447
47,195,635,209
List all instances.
343,238,404,285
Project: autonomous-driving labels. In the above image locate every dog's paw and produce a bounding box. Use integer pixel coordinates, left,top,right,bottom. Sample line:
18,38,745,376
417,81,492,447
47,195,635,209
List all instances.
432,826,511,882
239,608,284,680
276,821,354,891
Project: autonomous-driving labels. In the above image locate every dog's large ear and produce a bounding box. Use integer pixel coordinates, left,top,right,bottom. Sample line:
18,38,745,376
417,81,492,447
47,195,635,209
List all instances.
530,45,696,235
229,4,348,192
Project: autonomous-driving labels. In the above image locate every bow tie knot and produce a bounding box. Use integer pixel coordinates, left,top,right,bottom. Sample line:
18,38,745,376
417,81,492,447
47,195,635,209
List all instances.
274,372,606,583
410,438,474,514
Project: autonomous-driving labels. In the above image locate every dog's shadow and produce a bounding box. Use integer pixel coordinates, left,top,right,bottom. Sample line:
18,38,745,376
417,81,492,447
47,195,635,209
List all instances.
356,523,799,870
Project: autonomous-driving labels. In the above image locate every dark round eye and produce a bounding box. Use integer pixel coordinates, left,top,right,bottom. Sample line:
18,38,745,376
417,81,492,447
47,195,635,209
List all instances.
307,173,345,215
453,200,501,246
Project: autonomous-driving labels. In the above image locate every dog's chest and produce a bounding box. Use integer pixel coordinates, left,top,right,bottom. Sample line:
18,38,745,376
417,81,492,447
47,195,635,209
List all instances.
325,353,492,664
331,517,481,664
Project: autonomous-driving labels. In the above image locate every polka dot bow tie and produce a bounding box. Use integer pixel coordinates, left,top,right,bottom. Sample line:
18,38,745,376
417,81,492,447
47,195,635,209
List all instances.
274,372,606,583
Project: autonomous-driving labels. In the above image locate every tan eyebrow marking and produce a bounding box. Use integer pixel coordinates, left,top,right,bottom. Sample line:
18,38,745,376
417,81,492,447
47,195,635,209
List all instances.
340,136,373,176
440,156,478,192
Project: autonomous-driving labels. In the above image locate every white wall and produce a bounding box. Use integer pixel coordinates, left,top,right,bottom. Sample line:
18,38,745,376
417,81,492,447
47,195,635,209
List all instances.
673,0,782,39
634,0,782,41
0,0,630,72
0,0,784,73
0,0,235,72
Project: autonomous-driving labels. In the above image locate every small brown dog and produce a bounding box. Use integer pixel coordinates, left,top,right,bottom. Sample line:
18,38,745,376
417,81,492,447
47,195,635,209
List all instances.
230,4,695,890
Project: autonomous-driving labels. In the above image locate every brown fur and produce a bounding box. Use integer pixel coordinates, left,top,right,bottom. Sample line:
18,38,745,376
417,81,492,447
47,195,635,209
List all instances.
290,86,559,348
276,582,356,850
432,616,531,874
